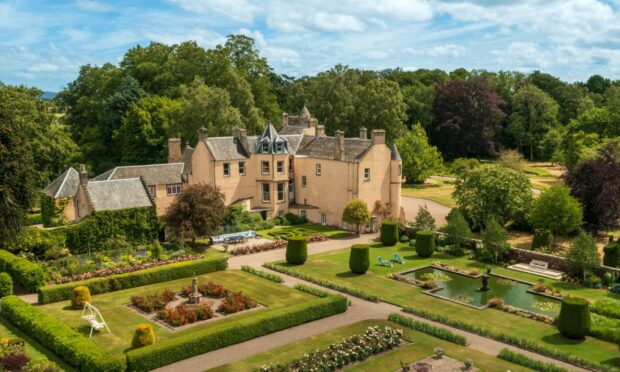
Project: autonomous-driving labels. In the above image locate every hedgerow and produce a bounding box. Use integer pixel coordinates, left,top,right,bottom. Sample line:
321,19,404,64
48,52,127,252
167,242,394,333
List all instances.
125,294,348,371
38,256,227,304
240,265,283,283
497,349,568,372
0,249,45,291
294,284,329,298
1,296,125,371
388,313,467,345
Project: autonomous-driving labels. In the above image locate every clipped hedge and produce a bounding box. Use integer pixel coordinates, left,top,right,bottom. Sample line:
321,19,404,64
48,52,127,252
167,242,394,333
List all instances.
125,294,348,371
0,272,13,297
241,265,283,283
498,349,568,372
415,230,435,258
294,284,329,298
38,256,227,304
71,286,91,309
557,297,590,339
603,241,619,268
132,324,156,348
388,313,467,345
0,249,45,291
286,236,308,265
591,299,620,319
349,244,370,274
1,296,125,371
380,221,399,246
532,229,553,250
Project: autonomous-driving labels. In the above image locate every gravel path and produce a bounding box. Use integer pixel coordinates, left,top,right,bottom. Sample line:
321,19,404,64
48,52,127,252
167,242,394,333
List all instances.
401,196,451,226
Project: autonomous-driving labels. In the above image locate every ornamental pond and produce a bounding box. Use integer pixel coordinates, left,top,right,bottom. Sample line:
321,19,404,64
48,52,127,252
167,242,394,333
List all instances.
402,266,561,317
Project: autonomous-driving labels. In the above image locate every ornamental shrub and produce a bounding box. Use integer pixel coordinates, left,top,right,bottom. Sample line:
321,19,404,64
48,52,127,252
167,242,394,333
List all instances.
0,272,13,297
3,228,66,256
415,230,435,258
71,286,91,309
557,297,591,339
399,235,410,243
349,245,370,274
286,237,307,265
610,283,620,294
498,349,568,372
603,240,619,268
0,250,45,292
132,324,156,348
380,221,399,246
531,229,553,250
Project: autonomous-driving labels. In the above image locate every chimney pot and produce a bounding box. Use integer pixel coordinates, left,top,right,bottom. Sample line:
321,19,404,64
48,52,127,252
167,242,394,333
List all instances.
315,125,325,137
280,112,289,127
334,130,345,161
359,127,368,139
79,164,88,185
371,129,386,145
198,127,208,141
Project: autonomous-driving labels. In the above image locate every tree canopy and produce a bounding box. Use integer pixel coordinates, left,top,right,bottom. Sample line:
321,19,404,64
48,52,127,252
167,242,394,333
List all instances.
395,124,443,184
529,185,583,239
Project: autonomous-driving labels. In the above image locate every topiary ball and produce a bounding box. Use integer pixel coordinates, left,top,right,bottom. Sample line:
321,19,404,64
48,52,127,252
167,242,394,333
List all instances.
415,230,436,258
71,286,91,309
0,272,13,298
349,244,370,274
286,236,308,265
380,221,399,246
557,297,591,339
132,323,156,348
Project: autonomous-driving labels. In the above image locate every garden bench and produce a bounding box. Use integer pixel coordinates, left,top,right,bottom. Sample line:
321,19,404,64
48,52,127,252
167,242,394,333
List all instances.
530,260,549,270
507,260,564,280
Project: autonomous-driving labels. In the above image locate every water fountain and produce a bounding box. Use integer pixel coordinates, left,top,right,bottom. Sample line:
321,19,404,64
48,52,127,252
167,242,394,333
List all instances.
479,268,491,292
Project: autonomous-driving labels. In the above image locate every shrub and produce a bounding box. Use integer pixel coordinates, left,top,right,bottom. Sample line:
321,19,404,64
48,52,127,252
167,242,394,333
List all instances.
557,297,591,339
285,237,307,265
0,296,125,371
603,240,619,268
125,295,348,371
446,244,465,257
415,230,435,258
610,283,620,294
0,250,45,292
132,324,156,348
149,242,164,259
217,291,257,314
380,221,399,246
591,300,620,319
294,284,329,298
532,229,553,250
71,286,91,309
284,213,305,225
388,313,467,345
0,272,13,297
4,228,66,256
442,209,471,246
240,265,283,283
157,303,213,327
498,349,568,372
26,213,42,226
38,256,227,304
348,244,370,274
584,274,602,289
399,235,410,243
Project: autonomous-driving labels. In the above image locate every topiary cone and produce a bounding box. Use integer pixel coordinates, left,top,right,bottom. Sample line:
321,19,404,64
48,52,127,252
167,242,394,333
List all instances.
71,286,91,309
557,297,591,339
349,244,370,274
415,230,435,258
286,236,308,265
132,323,156,348
380,221,399,246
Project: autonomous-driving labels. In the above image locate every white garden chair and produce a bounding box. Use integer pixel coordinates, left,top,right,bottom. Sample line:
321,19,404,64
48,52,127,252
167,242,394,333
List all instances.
81,302,111,337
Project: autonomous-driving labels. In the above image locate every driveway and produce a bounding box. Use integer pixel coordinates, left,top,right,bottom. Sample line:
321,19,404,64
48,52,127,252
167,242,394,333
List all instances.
401,196,451,226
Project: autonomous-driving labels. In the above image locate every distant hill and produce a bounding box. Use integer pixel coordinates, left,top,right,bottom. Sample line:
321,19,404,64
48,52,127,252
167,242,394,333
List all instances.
42,91,57,100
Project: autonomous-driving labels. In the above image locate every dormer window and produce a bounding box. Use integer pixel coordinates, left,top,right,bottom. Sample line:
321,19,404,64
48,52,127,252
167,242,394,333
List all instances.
275,142,284,153
261,141,270,153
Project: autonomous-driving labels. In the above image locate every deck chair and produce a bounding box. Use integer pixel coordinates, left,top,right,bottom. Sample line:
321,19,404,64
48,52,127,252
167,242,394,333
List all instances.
392,253,405,264
378,256,393,267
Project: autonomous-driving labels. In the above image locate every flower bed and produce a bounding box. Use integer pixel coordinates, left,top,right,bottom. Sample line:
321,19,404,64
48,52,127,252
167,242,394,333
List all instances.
156,303,214,327
217,292,257,314
130,289,176,313
229,240,287,256
307,233,328,242
258,326,403,371
0,337,60,372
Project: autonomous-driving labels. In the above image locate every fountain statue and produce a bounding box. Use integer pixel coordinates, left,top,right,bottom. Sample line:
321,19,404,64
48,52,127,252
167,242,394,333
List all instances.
480,268,491,292
188,275,201,304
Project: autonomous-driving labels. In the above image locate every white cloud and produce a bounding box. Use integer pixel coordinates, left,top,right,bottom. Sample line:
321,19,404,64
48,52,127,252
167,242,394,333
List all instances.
407,44,467,58
313,13,365,32
75,0,113,13
168,0,260,23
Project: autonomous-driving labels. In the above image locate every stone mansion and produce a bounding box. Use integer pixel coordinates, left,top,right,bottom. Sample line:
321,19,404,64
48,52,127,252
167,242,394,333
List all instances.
44,107,404,230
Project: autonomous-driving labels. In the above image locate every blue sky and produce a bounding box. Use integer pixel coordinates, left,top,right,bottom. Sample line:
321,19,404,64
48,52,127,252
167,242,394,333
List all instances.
1,0,619,91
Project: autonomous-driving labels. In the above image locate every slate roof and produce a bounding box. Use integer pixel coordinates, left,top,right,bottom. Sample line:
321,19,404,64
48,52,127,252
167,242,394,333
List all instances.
43,167,80,198
296,136,373,163
390,144,402,161
86,179,153,212
92,163,185,185
279,125,306,135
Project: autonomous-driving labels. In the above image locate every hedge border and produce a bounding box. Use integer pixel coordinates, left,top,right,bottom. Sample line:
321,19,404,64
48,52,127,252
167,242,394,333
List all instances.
0,249,45,291
1,296,125,371
125,294,348,371
241,265,284,283
294,284,329,298
498,349,568,372
388,313,467,345
38,256,227,304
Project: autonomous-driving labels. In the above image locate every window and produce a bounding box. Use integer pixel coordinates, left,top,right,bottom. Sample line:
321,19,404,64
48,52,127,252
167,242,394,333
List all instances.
147,185,156,197
398,164,402,176
278,210,285,217
262,161,270,175
261,141,270,153
315,163,321,176
300,210,307,219
277,161,284,174
320,213,327,225
277,183,285,202
223,163,230,176
262,183,270,202
167,183,182,195
289,159,293,173
301,175,307,188
364,168,370,181
275,142,284,153
239,162,246,175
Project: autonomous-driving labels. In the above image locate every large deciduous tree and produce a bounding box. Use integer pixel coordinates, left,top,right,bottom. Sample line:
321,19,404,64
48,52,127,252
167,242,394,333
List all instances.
395,124,443,184
529,185,583,244
354,78,407,142
431,78,505,159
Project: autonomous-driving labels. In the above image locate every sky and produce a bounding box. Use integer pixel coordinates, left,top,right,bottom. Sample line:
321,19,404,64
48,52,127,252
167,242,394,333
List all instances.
1,0,619,92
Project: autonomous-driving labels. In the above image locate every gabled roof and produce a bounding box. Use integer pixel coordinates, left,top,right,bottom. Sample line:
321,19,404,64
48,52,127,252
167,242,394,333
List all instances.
92,163,185,185
279,125,306,135
206,136,255,161
86,178,153,212
297,136,373,163
43,167,80,198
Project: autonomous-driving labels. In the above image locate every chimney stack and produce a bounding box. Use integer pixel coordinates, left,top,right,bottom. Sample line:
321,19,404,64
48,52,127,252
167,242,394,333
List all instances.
371,129,386,145
359,127,367,139
334,130,345,161
280,112,289,127
309,118,318,129
79,164,88,186
168,138,181,163
316,125,325,137
233,127,249,154
198,127,208,142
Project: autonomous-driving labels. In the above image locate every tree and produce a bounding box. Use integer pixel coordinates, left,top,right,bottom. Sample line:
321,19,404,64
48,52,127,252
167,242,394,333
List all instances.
342,199,371,234
413,205,436,231
163,183,227,247
431,78,505,159
355,79,407,142
453,165,533,229
529,185,583,245
481,219,509,264
497,149,525,171
396,124,443,183
565,140,620,232
556,130,600,170
507,85,559,160
565,231,600,281
567,107,620,139
442,209,471,246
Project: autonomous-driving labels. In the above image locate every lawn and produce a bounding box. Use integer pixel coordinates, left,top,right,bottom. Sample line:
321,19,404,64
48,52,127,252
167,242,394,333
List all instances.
39,270,316,355
402,179,456,208
258,223,350,240
210,319,532,372
267,243,620,368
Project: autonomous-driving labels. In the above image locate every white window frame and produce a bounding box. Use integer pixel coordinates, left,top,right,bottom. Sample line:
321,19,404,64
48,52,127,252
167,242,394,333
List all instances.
262,183,270,202
261,141,270,153
262,161,270,175
320,213,327,225
301,175,307,188
277,160,284,174
364,168,370,181
315,163,321,176
275,142,284,153
167,183,182,195
147,185,156,197
277,183,285,202
238,161,246,175
223,162,230,177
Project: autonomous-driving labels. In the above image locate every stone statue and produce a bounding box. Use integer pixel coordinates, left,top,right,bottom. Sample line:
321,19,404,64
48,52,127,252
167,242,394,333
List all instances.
480,272,490,292
188,275,201,304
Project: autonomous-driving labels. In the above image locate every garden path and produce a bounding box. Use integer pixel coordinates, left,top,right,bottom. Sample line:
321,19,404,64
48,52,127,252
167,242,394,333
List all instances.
401,196,451,226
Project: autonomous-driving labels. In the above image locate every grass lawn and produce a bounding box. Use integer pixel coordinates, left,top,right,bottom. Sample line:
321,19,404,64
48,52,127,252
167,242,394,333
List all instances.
268,243,620,368
402,179,457,208
258,223,350,240
39,270,316,356
210,319,532,372
0,316,74,371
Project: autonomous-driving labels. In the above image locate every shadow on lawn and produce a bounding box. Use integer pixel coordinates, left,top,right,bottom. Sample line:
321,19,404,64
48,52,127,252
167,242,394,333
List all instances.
336,271,361,278
541,333,586,346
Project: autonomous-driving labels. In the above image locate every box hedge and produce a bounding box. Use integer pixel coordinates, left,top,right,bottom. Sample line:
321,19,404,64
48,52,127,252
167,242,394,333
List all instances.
0,249,45,291
557,297,591,339
380,221,399,246
0,272,13,297
415,230,435,258
349,244,370,274
38,256,227,304
286,236,308,265
125,294,348,371
603,240,619,268
1,296,125,371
